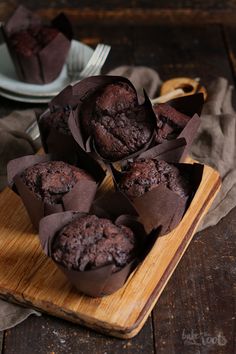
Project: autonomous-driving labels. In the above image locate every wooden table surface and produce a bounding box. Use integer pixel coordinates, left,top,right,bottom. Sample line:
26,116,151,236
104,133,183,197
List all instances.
0,2,236,353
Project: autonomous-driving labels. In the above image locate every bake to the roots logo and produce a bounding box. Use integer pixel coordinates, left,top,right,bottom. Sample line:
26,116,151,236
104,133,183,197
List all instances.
182,329,227,348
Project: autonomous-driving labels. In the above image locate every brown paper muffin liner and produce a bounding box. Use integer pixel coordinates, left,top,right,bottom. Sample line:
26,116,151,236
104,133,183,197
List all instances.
40,76,203,165
38,75,155,164
50,75,138,108
39,210,154,297
167,92,204,116
59,75,157,163
110,151,204,234
153,93,204,161
3,5,72,84
137,137,187,164
37,108,80,164
7,154,106,230
67,79,203,164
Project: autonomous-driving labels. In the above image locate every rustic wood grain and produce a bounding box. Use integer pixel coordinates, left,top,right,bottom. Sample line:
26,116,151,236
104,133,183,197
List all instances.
1,2,236,25
222,25,236,85
66,24,233,83
131,25,233,83
3,0,236,11
49,24,233,91
152,206,236,353
3,315,154,354
0,161,220,339
0,332,3,354
142,23,236,354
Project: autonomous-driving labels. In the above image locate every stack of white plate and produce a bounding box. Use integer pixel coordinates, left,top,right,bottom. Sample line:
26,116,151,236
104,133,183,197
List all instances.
0,40,93,103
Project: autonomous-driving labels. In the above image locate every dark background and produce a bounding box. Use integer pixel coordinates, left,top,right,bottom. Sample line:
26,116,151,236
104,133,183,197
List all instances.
0,2,235,353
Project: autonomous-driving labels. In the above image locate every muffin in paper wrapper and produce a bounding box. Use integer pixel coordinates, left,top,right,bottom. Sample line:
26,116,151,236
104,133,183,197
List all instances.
152,93,204,161
37,108,79,164
60,75,157,163
66,77,203,163
2,5,72,84
38,210,156,297
110,141,204,234
7,154,106,230
38,75,154,164
41,76,203,164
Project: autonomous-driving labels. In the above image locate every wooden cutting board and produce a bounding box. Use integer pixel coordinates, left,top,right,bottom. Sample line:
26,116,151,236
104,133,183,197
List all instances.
0,160,221,338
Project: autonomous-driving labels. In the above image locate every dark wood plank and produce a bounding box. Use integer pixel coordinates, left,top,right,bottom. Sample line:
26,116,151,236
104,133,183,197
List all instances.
73,24,234,85
152,206,236,354
3,315,154,354
2,0,236,11
19,9,236,27
133,0,236,9
144,22,236,354
0,332,3,354
222,25,236,84
1,1,236,25
132,25,233,84
76,26,135,74
1,0,236,11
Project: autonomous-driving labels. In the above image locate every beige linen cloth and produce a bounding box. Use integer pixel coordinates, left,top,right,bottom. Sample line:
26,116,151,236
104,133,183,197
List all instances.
0,66,235,330
0,109,40,191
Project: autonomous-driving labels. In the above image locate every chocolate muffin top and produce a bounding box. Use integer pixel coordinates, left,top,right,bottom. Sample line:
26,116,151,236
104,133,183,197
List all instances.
80,82,154,161
21,160,93,205
153,103,190,144
95,82,138,116
92,106,152,160
41,106,72,135
10,25,59,56
52,214,136,272
119,159,190,199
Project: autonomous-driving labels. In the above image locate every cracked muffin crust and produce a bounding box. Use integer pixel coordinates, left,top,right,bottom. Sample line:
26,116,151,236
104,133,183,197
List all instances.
52,214,136,272
80,82,154,161
119,159,190,199
21,160,93,205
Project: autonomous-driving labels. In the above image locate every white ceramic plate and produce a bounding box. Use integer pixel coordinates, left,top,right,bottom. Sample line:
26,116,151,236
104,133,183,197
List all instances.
0,88,52,103
0,39,93,100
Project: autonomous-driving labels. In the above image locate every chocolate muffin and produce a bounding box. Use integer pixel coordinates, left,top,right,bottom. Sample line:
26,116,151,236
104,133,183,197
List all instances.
80,82,154,161
40,106,72,135
119,159,190,199
4,6,72,84
153,103,190,144
21,161,93,205
10,25,59,56
52,214,136,271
